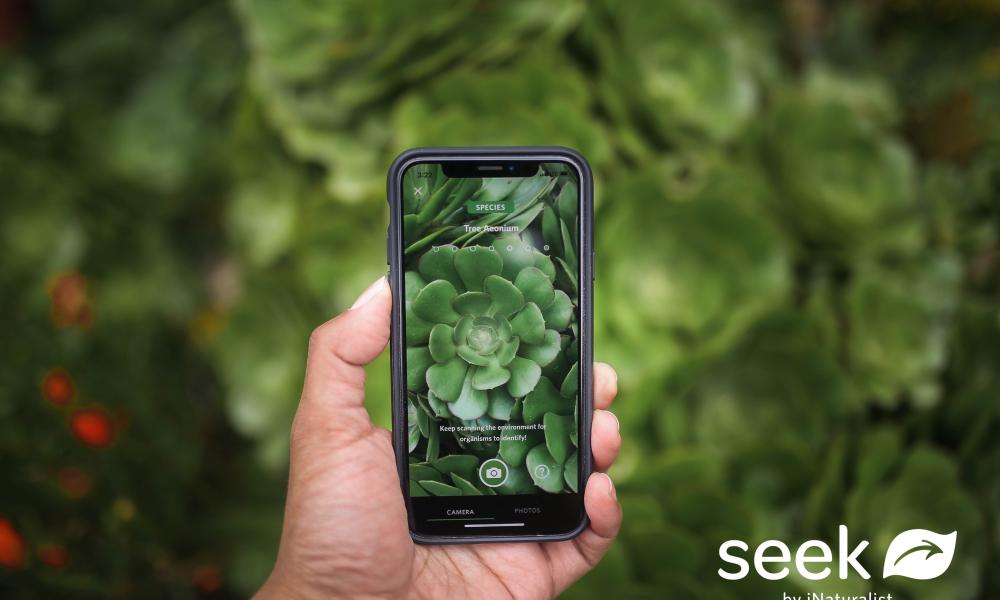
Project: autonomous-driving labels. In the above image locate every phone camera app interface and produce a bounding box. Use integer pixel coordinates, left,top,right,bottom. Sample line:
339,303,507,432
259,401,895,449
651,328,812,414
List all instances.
400,161,582,507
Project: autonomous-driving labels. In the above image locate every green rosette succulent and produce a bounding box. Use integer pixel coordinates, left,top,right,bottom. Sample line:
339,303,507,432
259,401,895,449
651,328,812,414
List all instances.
406,241,574,421
406,237,581,495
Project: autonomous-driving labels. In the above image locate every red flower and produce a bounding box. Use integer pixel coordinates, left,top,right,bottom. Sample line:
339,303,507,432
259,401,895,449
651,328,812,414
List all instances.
0,518,26,569
41,369,75,406
69,407,115,448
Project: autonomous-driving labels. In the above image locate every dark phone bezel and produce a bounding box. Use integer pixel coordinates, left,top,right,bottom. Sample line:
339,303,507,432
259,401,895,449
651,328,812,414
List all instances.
386,147,594,545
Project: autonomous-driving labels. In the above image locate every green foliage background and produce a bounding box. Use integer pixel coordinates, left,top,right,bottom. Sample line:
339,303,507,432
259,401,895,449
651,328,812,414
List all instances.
1,0,998,597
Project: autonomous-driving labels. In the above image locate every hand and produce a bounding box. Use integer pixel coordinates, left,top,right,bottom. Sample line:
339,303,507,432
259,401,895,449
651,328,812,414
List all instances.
256,277,622,600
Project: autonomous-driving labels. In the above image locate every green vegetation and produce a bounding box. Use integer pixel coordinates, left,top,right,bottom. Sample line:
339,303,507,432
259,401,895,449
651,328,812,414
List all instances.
1,1,998,598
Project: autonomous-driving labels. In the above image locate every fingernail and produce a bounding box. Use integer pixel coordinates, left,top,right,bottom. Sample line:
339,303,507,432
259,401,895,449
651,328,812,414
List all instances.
609,411,619,433
351,277,386,310
604,473,617,501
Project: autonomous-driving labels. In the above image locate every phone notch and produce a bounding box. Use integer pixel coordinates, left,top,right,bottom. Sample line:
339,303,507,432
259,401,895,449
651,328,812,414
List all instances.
441,161,540,178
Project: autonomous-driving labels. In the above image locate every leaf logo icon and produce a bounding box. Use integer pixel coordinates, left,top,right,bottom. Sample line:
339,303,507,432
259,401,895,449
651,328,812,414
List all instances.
883,529,957,580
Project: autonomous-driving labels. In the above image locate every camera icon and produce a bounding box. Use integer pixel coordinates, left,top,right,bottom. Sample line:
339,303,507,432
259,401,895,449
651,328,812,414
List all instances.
478,458,509,488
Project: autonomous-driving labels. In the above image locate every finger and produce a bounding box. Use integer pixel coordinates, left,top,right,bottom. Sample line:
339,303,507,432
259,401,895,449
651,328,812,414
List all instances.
544,473,622,594
591,409,621,472
594,362,618,410
300,276,391,412
582,472,621,544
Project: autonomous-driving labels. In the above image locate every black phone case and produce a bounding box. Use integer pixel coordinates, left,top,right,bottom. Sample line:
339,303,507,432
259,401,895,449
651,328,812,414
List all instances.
386,147,594,545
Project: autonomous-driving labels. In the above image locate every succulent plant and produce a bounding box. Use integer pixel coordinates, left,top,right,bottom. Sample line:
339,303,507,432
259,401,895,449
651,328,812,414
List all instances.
397,161,583,496
406,239,573,418
404,229,581,495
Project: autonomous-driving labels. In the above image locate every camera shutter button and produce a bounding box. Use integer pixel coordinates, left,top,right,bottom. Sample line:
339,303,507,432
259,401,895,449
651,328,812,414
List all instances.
478,458,509,488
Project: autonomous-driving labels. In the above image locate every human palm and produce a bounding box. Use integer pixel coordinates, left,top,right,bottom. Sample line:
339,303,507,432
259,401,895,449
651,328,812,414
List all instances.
257,278,622,600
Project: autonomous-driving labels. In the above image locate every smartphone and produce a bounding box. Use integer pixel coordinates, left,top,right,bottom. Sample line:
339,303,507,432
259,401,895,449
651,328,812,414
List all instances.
387,147,593,543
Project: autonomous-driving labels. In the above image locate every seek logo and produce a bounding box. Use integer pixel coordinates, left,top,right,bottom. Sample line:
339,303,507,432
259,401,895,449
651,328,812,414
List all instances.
882,529,957,580
718,526,957,582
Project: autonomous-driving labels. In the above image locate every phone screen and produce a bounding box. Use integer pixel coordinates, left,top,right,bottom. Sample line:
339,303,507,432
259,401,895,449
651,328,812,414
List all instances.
397,159,585,537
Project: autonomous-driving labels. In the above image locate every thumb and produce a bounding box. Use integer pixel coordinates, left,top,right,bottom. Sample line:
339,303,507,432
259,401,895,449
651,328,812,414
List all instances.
547,473,622,594
298,276,391,428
